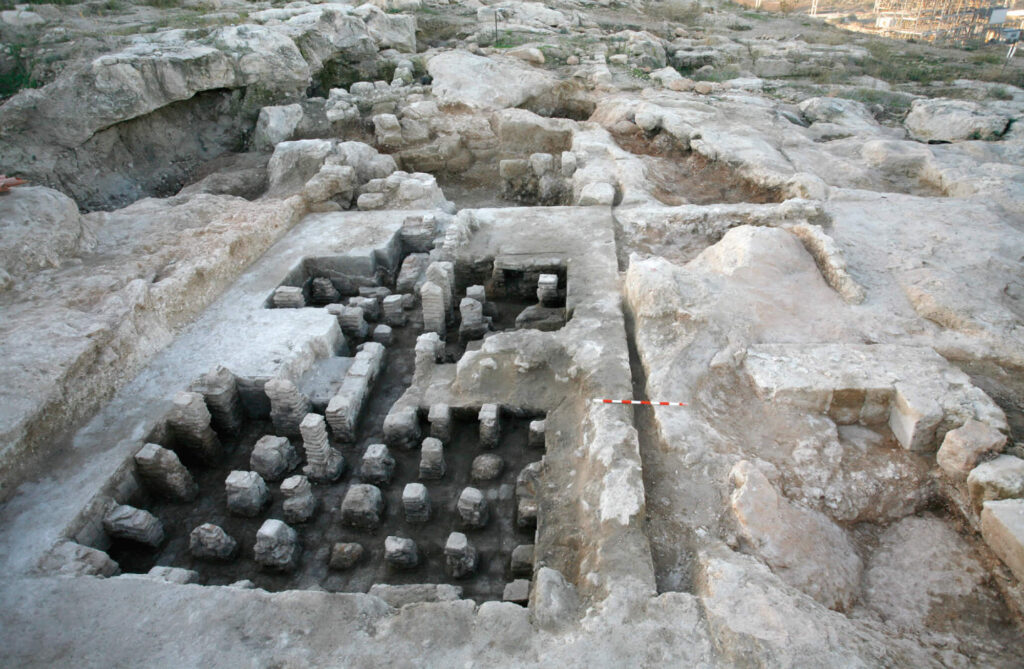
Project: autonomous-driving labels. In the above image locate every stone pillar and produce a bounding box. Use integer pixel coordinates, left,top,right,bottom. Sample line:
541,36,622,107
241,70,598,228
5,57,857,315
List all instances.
311,277,340,304
419,438,446,480
273,286,306,308
511,544,535,577
300,413,345,483
103,505,164,547
466,285,486,304
459,297,487,343
529,419,546,449
537,273,559,306
349,296,380,322
517,461,543,529
479,404,501,449
396,253,429,293
384,536,419,569
401,214,437,253
225,470,270,517
372,324,392,345
134,443,196,502
428,403,452,443
254,519,300,572
402,482,430,522
250,434,300,482
189,523,238,561
445,531,478,578
339,306,369,338
168,391,222,464
341,484,384,529
281,475,317,524
361,443,395,485
425,261,455,318
457,487,489,528
383,406,421,450
325,391,362,443
265,379,311,437
420,281,446,336
190,366,244,435
414,332,444,377
383,294,407,326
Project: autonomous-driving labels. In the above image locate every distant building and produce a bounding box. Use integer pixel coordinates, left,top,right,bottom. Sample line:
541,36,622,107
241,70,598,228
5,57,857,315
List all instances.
873,0,1008,43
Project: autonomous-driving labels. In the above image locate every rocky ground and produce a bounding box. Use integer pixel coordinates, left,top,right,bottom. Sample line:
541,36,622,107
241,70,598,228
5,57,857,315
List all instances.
1,0,1024,666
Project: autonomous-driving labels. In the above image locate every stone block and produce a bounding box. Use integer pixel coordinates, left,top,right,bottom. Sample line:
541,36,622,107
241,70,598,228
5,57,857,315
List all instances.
981,499,1024,582
146,566,199,584
372,324,393,345
937,420,1007,482
384,536,419,569
250,435,299,482
420,281,446,336
471,453,504,481
189,365,243,435
273,286,305,308
225,470,270,517
419,437,446,480
300,413,345,482
281,475,317,524
103,505,164,547
402,482,431,523
503,579,531,604
968,455,1024,514
466,285,486,303
253,519,300,572
383,294,407,326
511,544,534,577
428,403,451,442
134,443,197,502
189,523,238,561
383,406,421,450
329,542,364,570
537,273,559,307
445,532,478,578
360,443,396,485
339,306,369,338
457,487,489,528
517,461,542,529
311,277,340,304
528,420,546,449
168,390,221,464
349,296,381,322
479,404,501,449
265,379,311,438
341,484,385,529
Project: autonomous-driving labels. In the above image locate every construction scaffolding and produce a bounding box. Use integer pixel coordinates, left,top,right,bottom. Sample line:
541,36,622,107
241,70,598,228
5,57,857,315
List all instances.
873,0,1005,43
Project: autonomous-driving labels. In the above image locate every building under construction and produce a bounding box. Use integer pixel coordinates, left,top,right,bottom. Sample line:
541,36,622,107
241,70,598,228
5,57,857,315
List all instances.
873,0,1008,43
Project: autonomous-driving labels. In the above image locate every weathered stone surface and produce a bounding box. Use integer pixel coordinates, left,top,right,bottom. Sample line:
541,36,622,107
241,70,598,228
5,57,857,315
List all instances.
981,499,1024,582
341,484,384,530
103,505,164,547
905,98,1010,143
511,544,535,577
281,475,317,524
300,413,345,483
224,470,270,517
134,443,196,502
530,567,578,630
384,536,419,569
937,420,1007,482
427,50,558,111
402,482,430,523
967,455,1024,513
428,404,451,443
503,578,531,604
168,391,221,464
445,532,477,579
516,461,542,529
39,541,120,578
479,404,501,449
367,583,462,607
265,379,311,438
528,420,546,449
145,566,199,584
188,523,238,561
329,542,364,570
383,406,420,450
250,435,299,482
189,365,243,435
729,461,862,611
253,519,300,572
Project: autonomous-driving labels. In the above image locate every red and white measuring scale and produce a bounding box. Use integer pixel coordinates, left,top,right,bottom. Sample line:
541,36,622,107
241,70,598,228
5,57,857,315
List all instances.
594,399,688,406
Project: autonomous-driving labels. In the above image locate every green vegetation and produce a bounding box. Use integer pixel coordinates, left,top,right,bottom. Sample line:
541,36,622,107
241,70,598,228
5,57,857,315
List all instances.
648,0,704,25
629,66,650,80
492,31,531,49
727,23,753,31
0,42,40,100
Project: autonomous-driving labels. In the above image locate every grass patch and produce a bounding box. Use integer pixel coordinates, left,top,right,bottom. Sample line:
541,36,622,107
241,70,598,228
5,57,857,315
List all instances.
0,42,40,99
492,31,531,49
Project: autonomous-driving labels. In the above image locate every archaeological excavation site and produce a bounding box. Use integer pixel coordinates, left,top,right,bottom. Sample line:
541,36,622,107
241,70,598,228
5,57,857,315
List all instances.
1,0,1023,664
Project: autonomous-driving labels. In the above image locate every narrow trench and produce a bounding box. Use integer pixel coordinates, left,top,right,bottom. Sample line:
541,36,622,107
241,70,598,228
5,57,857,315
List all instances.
622,302,696,594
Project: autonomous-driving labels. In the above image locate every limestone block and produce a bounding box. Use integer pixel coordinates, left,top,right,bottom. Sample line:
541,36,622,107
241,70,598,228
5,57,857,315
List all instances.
400,215,437,253
515,305,565,331
937,420,1007,482
360,443,396,485
981,499,1024,582
577,182,615,206
146,566,199,584
40,541,120,578
503,578,531,604
342,484,385,529
189,365,243,435
265,379,311,437
537,273,559,307
225,471,270,517
425,261,455,316
471,454,504,481
384,536,419,569
479,404,501,449
349,296,381,322
445,532,478,578
511,544,535,577
329,542,364,570
420,281,446,336
168,391,222,464
383,294,407,326
189,523,238,561
311,277,341,304
530,567,579,630
372,324,393,345
528,420,546,449
968,455,1024,513
466,285,486,304
889,383,943,451
103,505,164,547
383,406,421,449
516,461,542,529
396,253,429,293
134,443,197,502
325,390,363,443
339,306,369,338
281,475,317,524
419,437,446,480
459,297,487,343
250,435,300,482
300,413,345,483
457,487,489,528
273,286,306,308
414,332,444,373
428,404,452,442
560,151,577,177
402,482,430,523
253,519,300,572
